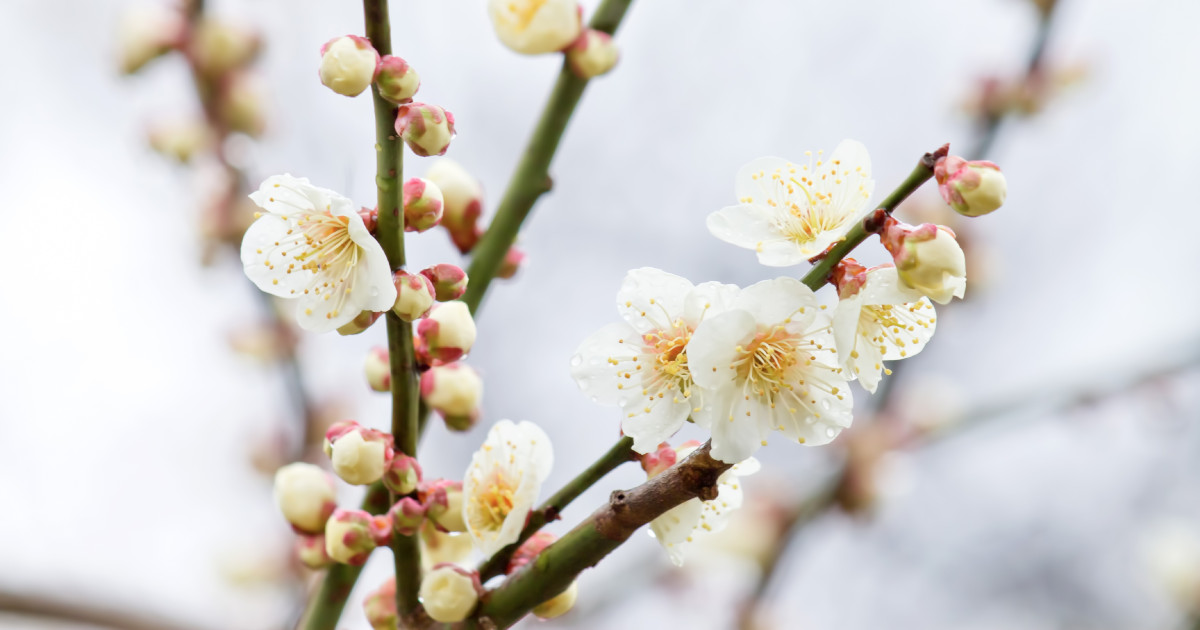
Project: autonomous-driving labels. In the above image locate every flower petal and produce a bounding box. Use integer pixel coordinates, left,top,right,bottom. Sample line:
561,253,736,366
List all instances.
733,156,793,204
616,268,694,334
241,214,314,297
687,310,756,389
683,281,740,326
249,174,323,217
570,322,642,407
731,277,819,326
622,397,691,455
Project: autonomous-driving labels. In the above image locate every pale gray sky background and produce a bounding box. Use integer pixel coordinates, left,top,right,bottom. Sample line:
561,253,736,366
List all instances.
2,0,1199,629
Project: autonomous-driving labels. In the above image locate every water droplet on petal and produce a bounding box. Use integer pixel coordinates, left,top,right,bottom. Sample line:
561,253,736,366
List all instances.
818,399,831,411
570,355,583,367
825,427,836,438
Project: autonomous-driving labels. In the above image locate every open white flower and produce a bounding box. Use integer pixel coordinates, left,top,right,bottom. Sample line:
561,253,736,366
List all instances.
487,0,581,55
688,277,853,463
570,268,738,454
241,174,396,332
832,266,936,393
649,443,759,566
462,420,553,557
707,140,875,266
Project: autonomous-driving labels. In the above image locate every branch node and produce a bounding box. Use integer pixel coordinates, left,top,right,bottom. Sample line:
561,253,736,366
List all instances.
922,143,950,168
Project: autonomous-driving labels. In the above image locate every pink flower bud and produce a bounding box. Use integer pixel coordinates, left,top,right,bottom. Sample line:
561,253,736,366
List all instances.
422,479,466,533
363,577,398,630
376,55,421,104
147,118,212,163
497,247,526,279
934,155,1007,217
639,443,677,478
325,421,395,486
830,258,869,299
358,206,379,233
420,264,469,301
383,453,423,495
369,513,394,546
507,531,558,574
392,270,437,322
880,217,966,305
533,581,578,619
389,497,427,536
325,509,380,565
190,18,260,77
218,72,266,138
117,6,184,75
364,346,391,392
420,364,483,432
395,102,456,157
274,462,338,534
295,533,333,570
424,159,484,253
418,564,483,622
338,310,383,336
416,302,477,365
319,35,381,97
566,29,618,79
403,178,444,233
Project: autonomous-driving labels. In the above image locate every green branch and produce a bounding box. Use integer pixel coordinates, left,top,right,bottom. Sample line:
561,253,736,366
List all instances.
461,0,635,314
477,436,635,581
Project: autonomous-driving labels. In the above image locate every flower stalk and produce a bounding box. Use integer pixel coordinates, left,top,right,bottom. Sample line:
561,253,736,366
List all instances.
461,0,635,314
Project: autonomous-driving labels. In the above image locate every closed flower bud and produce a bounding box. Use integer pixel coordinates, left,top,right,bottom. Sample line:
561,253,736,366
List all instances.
218,72,266,138
507,531,557,574
395,102,455,157
383,453,423,495
638,443,678,478
326,422,394,486
566,29,618,79
497,246,525,279
392,270,437,322
488,0,581,55
364,346,391,392
418,564,482,623
403,178,444,233
388,497,426,536
420,364,482,431
319,35,381,97
533,581,578,619
420,264,469,301
424,159,484,253
376,55,420,104
423,479,467,533
934,155,1007,217
416,302,477,365
325,509,381,565
117,6,184,75
147,118,211,163
421,522,475,569
881,218,967,305
295,533,333,570
274,463,338,534
338,310,382,336
191,18,260,77
363,577,398,630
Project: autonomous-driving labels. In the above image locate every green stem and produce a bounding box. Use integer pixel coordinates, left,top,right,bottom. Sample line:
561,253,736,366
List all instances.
362,0,422,622
461,0,635,314
799,146,946,292
477,436,635,581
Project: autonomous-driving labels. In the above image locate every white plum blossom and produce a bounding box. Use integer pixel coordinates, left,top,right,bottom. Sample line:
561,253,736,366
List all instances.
570,268,738,454
487,0,581,55
707,140,875,266
241,175,396,332
688,277,853,463
649,443,759,566
832,266,936,393
462,420,553,557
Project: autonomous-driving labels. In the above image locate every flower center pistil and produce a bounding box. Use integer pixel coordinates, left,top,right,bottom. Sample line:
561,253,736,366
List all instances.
733,326,802,398
473,467,516,530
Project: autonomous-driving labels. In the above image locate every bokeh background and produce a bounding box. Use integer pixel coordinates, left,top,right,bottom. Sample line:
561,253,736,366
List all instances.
3,0,1200,628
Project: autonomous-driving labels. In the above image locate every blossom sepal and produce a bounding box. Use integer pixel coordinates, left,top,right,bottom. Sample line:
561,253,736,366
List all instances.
338,310,383,336
423,479,467,533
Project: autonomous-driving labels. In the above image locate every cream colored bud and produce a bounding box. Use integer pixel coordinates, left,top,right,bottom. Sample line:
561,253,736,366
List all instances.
148,118,211,163
392,270,437,322
896,227,967,305
424,159,484,253
533,581,578,619
330,429,389,485
319,36,381,97
117,6,183,75
325,509,379,565
418,565,480,622
364,346,391,392
273,463,337,534
417,302,477,364
420,364,483,419
191,18,260,76
566,29,618,79
488,0,581,55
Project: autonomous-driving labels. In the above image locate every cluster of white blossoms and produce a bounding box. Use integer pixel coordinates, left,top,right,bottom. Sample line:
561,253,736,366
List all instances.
572,140,1003,563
